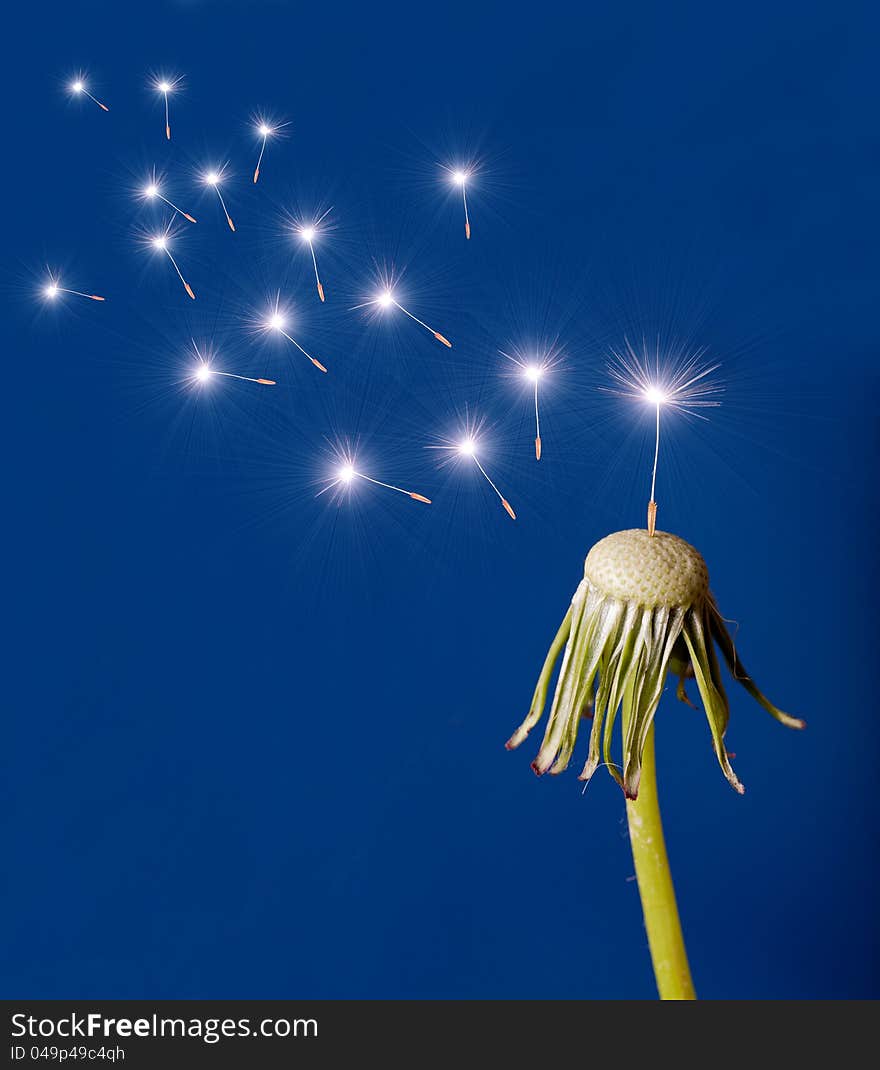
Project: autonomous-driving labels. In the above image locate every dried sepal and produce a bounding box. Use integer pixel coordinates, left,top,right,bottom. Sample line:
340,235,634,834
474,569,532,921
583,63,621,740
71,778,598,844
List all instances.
708,605,806,730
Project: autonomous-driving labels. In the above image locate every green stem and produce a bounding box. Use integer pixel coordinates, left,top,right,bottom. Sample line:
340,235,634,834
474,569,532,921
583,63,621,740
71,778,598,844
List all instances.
625,724,697,1000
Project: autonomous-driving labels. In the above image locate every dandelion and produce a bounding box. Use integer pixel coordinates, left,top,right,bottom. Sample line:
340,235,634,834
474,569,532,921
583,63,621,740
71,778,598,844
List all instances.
506,527,804,998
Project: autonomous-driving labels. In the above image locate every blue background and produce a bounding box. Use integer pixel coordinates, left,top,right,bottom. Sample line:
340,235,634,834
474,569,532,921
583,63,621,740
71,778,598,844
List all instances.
3,0,878,999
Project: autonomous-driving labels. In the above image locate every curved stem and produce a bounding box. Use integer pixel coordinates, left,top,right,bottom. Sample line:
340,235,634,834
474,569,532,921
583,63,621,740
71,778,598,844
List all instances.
649,402,660,504
626,724,697,1000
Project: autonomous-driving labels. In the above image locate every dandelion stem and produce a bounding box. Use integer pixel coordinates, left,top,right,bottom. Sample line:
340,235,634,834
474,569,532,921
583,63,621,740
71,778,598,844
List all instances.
626,724,696,1000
